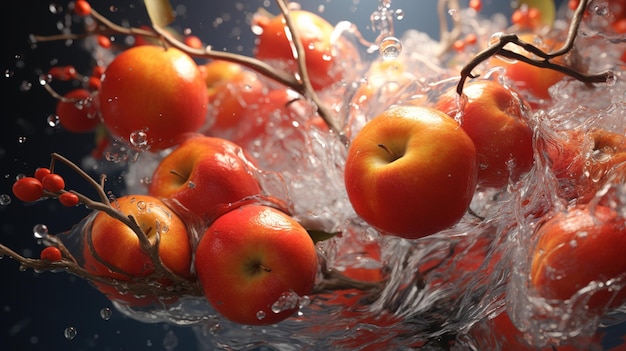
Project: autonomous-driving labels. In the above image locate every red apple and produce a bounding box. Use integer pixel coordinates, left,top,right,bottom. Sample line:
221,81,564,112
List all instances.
98,45,208,151
252,9,359,91
530,204,626,311
435,79,535,188
347,59,418,140
194,205,318,325
344,106,478,239
82,194,193,306
540,128,626,203
148,135,263,223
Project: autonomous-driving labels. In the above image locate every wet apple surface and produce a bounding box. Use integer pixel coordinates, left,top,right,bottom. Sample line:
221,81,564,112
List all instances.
1,0,626,350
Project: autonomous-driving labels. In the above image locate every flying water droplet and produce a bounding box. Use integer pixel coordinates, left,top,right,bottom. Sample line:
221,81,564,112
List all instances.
64,326,77,340
0,194,11,206
379,36,402,61
47,114,60,128
33,224,48,239
100,307,112,320
163,330,178,351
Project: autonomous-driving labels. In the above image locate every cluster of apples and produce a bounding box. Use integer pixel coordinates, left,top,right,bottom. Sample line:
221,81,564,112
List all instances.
18,1,349,327
9,0,626,348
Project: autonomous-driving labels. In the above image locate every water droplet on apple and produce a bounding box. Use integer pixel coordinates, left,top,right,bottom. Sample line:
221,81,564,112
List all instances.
33,224,49,239
64,326,77,340
100,307,112,320
256,310,266,320
187,181,196,189
130,130,148,148
379,36,402,61
136,201,146,211
271,290,300,313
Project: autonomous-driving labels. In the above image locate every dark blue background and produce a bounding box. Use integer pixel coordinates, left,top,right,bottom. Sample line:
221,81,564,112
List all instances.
7,1,618,351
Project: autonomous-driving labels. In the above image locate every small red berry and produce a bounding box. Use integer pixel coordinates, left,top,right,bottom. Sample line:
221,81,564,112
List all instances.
59,192,80,207
12,177,44,202
469,0,482,12
40,246,63,262
48,66,77,81
34,167,51,182
56,89,100,133
42,173,65,193
92,65,105,78
74,0,92,16
97,35,111,48
184,35,203,49
87,76,101,91
465,33,478,46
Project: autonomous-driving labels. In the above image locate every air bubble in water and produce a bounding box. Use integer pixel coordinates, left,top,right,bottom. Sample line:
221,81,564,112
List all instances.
20,81,32,92
64,326,77,340
163,330,178,351
593,5,610,17
100,307,112,320
379,36,402,61
0,194,11,205
606,71,617,86
33,224,48,239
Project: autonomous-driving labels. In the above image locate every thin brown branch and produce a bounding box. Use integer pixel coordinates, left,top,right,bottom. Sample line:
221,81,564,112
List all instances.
456,0,611,96
436,0,463,58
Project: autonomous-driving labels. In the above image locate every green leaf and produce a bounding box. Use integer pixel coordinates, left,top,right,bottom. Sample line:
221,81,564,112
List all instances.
307,229,340,243
517,0,556,27
144,0,175,27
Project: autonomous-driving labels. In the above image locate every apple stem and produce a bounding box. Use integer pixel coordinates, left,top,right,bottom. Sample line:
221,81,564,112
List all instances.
377,143,401,161
258,264,272,273
168,169,188,181
456,0,611,96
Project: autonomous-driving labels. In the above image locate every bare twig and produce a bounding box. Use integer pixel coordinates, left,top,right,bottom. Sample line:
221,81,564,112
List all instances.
456,0,611,95
436,0,463,58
